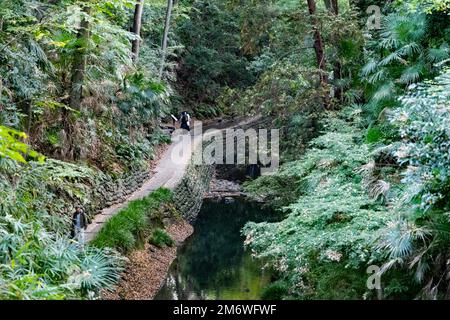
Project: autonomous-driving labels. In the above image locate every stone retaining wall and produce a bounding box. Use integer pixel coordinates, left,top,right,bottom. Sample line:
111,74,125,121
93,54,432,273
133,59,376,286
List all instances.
84,168,152,219
173,145,214,223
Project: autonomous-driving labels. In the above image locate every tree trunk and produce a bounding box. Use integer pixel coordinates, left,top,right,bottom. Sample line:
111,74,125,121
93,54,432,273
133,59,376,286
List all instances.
331,0,339,14
66,4,90,159
69,5,90,110
159,0,174,79
324,0,342,102
306,0,329,108
332,0,342,103
131,0,144,62
324,0,339,13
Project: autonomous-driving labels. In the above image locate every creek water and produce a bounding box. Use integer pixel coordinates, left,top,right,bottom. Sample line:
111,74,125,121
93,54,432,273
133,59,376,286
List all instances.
154,197,277,300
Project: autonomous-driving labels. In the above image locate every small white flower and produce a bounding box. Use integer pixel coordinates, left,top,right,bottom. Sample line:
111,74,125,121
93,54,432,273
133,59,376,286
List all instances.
324,250,342,262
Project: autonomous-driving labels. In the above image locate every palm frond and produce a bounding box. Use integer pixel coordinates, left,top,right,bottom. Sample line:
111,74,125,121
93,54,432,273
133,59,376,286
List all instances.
398,42,422,57
379,51,406,67
367,69,387,84
361,59,378,77
399,65,422,84
372,82,396,101
369,180,391,202
426,45,450,64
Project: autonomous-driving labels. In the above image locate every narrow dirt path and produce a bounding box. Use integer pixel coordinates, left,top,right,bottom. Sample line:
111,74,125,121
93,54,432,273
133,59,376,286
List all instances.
85,116,261,242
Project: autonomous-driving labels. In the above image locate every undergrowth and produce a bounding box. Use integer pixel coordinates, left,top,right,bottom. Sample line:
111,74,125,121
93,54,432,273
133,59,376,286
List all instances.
91,188,174,252
149,228,175,248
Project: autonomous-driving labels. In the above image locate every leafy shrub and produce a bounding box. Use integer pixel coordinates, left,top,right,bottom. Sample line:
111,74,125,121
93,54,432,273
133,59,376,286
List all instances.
243,111,392,298
366,126,384,144
0,126,44,163
365,122,399,144
301,260,372,300
376,69,450,299
115,140,153,168
149,229,175,248
0,215,124,300
149,130,172,145
389,70,450,210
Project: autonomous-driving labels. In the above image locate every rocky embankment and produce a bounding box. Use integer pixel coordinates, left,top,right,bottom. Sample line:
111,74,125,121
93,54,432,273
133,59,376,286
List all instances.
204,176,244,199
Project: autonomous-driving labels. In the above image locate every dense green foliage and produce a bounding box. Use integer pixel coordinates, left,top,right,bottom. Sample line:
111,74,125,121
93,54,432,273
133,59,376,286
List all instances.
241,1,450,299
361,7,449,124
0,0,175,300
174,0,256,112
91,188,174,252
244,110,390,299
0,201,125,299
376,70,450,299
244,71,450,299
0,126,43,163
0,155,126,299
0,0,171,169
1,0,449,300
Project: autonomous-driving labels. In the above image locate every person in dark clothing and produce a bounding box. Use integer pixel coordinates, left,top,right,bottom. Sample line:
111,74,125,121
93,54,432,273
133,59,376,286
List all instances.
71,206,88,244
179,111,191,131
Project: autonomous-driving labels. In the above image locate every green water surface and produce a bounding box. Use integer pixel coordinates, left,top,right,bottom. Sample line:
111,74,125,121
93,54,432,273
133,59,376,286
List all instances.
154,198,277,300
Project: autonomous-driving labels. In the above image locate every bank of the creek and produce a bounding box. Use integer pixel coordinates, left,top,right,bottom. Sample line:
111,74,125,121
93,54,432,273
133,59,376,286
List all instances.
101,220,194,300
154,197,278,300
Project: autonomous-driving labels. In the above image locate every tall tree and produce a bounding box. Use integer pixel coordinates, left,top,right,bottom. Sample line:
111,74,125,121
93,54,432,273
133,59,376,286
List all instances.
324,0,338,13
131,0,144,62
66,3,91,159
324,0,342,102
306,0,329,108
159,0,174,78
68,4,90,111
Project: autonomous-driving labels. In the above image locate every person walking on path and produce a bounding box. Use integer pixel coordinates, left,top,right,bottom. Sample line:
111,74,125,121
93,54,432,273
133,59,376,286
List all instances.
179,111,191,132
71,206,88,246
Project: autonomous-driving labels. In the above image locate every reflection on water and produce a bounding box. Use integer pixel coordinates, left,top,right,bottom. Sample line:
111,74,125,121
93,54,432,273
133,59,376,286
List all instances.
154,197,277,300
